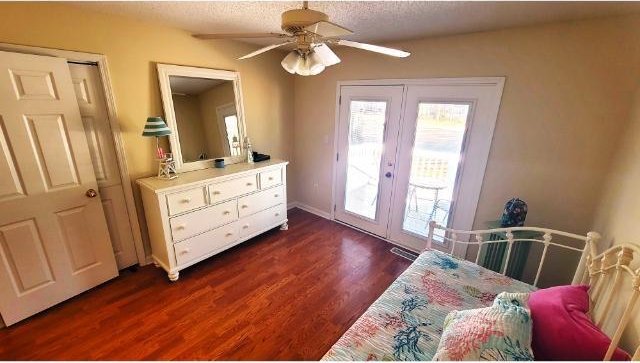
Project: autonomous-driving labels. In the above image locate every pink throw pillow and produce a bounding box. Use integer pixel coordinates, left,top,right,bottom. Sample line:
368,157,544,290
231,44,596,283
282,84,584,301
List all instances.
529,285,630,361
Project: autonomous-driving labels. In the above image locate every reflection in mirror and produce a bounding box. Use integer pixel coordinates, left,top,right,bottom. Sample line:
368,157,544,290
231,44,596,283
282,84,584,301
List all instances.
169,76,242,163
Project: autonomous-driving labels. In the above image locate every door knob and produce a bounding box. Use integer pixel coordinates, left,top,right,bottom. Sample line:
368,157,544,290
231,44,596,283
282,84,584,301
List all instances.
85,189,98,198
385,172,392,178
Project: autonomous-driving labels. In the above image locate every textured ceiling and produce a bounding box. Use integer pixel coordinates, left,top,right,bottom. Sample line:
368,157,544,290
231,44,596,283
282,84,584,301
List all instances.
75,1,640,45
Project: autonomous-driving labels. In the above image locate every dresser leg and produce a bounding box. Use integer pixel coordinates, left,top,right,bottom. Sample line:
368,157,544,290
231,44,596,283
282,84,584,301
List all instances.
280,221,289,231
168,271,179,281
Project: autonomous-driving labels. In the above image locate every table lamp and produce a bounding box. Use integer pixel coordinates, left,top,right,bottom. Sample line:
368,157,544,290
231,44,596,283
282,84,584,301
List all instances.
142,116,177,179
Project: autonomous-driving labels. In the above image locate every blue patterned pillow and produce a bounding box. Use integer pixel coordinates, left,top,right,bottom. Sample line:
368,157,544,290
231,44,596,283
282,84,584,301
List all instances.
432,292,534,361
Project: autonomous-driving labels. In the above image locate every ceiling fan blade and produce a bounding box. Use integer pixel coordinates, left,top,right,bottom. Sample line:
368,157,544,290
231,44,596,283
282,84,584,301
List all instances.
335,40,410,58
193,32,291,40
238,41,296,60
304,20,353,38
313,43,341,66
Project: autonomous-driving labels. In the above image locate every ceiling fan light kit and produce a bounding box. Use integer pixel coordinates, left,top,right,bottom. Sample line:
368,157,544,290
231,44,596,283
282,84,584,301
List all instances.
314,43,341,66
281,49,326,76
193,1,411,76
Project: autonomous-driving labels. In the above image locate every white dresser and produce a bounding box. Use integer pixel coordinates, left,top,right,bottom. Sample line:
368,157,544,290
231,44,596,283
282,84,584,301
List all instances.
137,160,288,281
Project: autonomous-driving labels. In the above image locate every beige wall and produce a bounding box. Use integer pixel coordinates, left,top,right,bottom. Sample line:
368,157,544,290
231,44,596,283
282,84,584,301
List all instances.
592,86,640,353
593,86,640,251
0,2,295,256
293,15,640,245
198,81,236,157
171,94,208,161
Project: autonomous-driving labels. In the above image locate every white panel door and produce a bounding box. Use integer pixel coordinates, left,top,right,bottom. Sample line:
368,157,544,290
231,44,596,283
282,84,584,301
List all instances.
69,63,138,269
0,50,118,326
334,86,404,237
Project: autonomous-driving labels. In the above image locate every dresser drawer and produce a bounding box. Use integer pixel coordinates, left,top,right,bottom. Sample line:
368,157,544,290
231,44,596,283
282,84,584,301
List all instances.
239,204,286,239
238,185,285,218
166,187,207,216
174,221,239,266
169,199,238,242
209,174,258,204
260,168,283,189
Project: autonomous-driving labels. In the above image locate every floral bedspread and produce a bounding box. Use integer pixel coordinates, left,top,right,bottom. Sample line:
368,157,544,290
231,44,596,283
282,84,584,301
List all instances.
321,249,535,361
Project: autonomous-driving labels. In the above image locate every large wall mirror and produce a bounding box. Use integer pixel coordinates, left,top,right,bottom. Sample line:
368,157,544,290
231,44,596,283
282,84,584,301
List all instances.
157,64,246,172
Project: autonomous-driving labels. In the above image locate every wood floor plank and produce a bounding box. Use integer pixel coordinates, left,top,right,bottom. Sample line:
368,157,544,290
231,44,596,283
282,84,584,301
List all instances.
0,208,411,360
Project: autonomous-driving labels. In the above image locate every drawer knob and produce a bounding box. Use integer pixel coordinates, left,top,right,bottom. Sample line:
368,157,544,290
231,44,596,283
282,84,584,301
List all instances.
175,224,186,230
275,212,280,217
242,224,249,229
274,194,279,197
223,210,230,215
179,248,190,255
246,182,253,186
225,232,234,237
212,190,221,195
181,198,191,203
268,177,274,181
241,204,248,209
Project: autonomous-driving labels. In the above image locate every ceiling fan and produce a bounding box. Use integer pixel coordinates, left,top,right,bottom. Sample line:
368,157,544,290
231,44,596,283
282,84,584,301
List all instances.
193,1,410,76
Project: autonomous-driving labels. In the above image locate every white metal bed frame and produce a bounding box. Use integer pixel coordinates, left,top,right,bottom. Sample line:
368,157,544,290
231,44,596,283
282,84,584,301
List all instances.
427,221,640,361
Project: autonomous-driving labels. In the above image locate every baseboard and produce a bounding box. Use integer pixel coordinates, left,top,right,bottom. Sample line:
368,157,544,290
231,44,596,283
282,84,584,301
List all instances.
287,201,332,220
143,256,155,266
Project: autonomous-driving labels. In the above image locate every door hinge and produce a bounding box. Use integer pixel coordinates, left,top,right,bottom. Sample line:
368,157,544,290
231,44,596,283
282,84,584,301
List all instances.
334,204,337,212
339,95,342,105
336,153,339,161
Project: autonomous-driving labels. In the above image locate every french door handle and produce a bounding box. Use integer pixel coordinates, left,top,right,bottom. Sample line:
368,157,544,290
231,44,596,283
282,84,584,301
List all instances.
385,172,392,178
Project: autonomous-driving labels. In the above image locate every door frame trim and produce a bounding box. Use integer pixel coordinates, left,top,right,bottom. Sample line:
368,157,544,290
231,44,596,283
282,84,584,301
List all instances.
331,77,506,252
0,42,146,266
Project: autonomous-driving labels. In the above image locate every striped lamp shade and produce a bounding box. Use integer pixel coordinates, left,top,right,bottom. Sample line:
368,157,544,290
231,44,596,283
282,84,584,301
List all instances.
142,117,172,137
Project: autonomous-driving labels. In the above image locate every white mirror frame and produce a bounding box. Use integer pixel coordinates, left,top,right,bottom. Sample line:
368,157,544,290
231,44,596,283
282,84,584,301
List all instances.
157,63,247,172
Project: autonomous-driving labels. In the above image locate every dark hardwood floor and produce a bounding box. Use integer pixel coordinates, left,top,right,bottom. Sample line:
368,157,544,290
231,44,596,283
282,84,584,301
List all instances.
0,208,412,360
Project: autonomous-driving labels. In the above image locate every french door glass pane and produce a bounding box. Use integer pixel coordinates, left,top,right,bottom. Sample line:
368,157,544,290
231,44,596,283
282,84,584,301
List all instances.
344,101,387,220
403,103,470,236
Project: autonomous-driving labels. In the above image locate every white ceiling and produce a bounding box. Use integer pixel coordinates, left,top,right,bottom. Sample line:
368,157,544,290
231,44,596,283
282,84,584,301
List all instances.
76,1,640,46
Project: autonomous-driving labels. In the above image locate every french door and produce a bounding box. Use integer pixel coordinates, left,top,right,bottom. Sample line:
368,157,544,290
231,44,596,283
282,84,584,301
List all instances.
334,79,504,252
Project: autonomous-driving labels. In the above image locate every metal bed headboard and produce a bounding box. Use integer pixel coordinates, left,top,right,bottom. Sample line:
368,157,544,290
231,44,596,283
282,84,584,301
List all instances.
426,221,640,361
